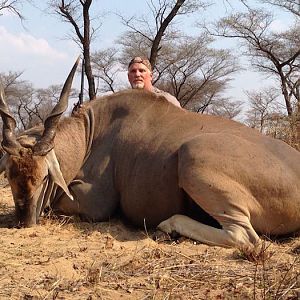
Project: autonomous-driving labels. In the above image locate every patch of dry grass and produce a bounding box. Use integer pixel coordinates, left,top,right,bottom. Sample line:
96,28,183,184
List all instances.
0,178,299,299
234,241,299,299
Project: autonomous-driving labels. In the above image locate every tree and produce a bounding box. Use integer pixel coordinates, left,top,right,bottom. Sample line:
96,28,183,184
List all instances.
48,0,98,100
116,0,239,111
0,0,26,19
0,70,24,91
209,8,300,118
1,72,78,130
118,31,239,110
262,0,300,17
208,97,243,120
91,47,122,93
1,74,37,130
118,0,209,73
156,35,239,109
34,84,78,120
244,87,297,145
244,87,283,133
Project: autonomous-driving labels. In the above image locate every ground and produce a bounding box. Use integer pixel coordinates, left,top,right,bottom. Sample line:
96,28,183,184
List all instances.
0,175,299,300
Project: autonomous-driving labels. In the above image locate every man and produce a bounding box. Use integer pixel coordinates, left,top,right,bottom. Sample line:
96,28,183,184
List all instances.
127,57,182,108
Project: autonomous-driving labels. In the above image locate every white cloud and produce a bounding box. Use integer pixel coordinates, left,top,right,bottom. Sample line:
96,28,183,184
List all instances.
0,26,66,59
0,26,80,88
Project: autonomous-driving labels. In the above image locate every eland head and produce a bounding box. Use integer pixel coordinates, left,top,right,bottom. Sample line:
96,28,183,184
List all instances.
0,59,79,227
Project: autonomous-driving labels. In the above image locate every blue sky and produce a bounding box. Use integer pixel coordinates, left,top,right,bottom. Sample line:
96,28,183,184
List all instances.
0,0,292,103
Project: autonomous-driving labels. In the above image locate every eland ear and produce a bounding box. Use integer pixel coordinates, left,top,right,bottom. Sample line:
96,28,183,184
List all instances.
45,150,73,201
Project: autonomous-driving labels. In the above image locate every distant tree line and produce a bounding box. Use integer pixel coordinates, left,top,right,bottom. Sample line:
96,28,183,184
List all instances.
0,0,299,147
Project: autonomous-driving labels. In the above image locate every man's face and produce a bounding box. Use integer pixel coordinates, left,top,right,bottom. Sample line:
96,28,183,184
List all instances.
128,63,153,90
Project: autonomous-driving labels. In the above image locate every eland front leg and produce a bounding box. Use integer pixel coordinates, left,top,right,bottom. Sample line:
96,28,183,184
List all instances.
53,178,119,222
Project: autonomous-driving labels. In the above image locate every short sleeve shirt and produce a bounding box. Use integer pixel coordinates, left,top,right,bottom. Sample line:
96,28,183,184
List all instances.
152,87,182,108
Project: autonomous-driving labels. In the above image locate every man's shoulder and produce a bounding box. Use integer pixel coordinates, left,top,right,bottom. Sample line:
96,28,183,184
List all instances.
152,87,169,97
152,87,181,108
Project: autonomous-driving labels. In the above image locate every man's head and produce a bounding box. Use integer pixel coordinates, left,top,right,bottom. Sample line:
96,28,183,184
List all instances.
128,57,153,91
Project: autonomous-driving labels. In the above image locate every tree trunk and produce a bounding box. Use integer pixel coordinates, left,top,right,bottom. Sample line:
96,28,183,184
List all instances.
83,0,96,100
149,0,185,68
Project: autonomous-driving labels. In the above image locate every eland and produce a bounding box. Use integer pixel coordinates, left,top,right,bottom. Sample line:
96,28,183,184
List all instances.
0,59,299,248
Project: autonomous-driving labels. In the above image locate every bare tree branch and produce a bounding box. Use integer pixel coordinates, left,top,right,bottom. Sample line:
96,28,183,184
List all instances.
48,0,97,100
0,0,26,20
262,0,300,17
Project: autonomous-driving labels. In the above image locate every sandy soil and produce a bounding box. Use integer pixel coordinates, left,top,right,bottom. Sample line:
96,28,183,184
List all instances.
0,176,299,300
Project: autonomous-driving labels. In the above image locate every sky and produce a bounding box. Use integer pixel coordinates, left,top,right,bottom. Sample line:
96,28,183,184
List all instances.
0,0,293,106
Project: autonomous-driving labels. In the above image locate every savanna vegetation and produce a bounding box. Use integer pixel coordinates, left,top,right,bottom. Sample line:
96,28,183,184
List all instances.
1,0,299,144
0,1,299,299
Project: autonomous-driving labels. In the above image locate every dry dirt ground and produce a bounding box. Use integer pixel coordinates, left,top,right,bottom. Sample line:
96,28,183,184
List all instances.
0,176,299,300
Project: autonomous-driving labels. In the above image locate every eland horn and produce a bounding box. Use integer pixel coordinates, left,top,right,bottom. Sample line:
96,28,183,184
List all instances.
0,87,23,156
33,57,80,156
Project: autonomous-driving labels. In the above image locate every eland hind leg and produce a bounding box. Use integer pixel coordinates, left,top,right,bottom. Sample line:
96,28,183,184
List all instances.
158,179,260,248
158,139,261,248
158,212,260,248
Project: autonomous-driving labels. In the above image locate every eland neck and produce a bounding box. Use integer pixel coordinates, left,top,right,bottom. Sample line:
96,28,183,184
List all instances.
53,109,93,184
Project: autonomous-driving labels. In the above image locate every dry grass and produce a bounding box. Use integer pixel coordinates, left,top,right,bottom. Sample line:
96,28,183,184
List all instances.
0,178,299,299
234,241,299,299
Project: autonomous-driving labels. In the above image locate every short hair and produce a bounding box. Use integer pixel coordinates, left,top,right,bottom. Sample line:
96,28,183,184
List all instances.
128,57,152,71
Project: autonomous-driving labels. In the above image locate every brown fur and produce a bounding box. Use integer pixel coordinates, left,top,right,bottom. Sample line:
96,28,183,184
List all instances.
2,89,300,247
10,152,38,184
